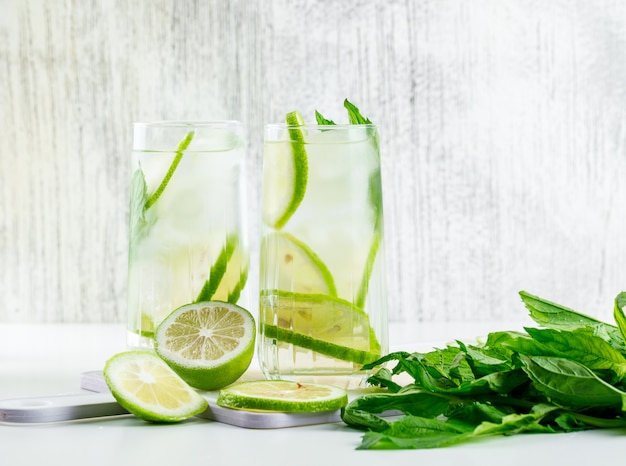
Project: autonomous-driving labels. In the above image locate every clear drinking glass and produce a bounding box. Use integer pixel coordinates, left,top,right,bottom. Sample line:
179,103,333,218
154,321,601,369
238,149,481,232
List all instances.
127,121,249,348
258,122,388,388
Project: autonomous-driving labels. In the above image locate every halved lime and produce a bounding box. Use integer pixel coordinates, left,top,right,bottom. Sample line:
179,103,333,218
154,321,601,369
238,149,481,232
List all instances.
196,234,249,304
260,232,337,296
217,380,348,412
154,301,256,390
103,351,208,423
259,290,381,363
262,111,308,229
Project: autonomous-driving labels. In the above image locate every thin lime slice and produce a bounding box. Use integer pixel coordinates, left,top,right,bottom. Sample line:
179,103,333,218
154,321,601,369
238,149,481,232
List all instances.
260,290,381,363
262,325,381,365
196,235,249,304
262,111,308,229
354,229,381,309
260,232,337,296
217,380,348,412
155,301,256,390
103,351,208,423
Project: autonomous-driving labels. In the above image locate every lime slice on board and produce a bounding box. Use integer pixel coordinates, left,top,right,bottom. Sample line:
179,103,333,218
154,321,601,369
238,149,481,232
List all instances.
103,351,208,423
217,380,348,412
154,301,256,390
260,290,381,364
260,232,337,296
196,234,249,304
262,111,308,229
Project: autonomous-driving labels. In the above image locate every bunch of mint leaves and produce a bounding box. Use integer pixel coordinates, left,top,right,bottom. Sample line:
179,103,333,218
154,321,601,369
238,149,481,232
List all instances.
342,291,626,449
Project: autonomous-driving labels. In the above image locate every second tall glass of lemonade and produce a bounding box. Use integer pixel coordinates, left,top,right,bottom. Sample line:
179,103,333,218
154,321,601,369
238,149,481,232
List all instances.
258,116,388,388
127,121,249,348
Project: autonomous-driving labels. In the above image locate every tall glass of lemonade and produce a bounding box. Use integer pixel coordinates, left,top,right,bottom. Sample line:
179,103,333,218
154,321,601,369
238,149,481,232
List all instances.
258,104,388,388
127,121,249,348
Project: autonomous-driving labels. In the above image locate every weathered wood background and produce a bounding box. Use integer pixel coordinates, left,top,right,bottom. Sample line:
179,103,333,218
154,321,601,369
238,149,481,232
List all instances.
2,0,625,324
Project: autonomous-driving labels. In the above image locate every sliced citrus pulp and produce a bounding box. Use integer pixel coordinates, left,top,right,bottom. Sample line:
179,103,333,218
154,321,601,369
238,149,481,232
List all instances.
259,290,381,364
260,232,337,296
155,301,255,390
103,351,208,422
217,380,348,412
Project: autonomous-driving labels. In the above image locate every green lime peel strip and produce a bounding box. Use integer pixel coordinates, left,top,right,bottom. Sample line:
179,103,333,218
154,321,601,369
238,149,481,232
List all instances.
274,112,308,230
145,131,195,210
263,324,381,365
196,234,241,303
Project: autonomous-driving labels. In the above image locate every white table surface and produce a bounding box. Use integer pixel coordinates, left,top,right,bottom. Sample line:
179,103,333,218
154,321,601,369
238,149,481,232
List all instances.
1,320,625,466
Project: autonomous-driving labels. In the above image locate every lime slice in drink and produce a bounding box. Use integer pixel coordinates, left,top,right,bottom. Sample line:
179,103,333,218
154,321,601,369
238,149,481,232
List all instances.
262,111,308,229
260,232,337,296
217,380,348,412
103,351,208,423
154,301,256,390
354,229,382,309
260,290,381,364
196,235,249,304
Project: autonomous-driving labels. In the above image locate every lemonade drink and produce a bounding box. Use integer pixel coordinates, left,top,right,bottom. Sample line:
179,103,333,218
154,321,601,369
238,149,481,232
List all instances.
258,107,388,388
127,122,249,348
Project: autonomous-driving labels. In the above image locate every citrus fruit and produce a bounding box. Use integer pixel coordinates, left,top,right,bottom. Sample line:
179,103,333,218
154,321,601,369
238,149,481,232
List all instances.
217,380,348,412
154,301,255,390
354,229,382,309
260,232,337,296
262,111,308,229
103,350,208,423
196,234,249,304
259,290,381,364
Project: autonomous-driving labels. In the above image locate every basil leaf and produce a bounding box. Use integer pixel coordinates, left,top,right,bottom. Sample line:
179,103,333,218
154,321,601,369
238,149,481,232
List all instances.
344,99,372,124
520,291,625,351
314,110,336,125
613,292,626,344
520,355,626,411
525,327,626,380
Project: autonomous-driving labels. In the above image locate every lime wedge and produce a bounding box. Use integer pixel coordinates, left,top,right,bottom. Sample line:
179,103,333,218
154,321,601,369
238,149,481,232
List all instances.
262,111,308,229
260,290,381,363
217,380,348,412
103,351,208,423
154,301,256,390
260,232,337,296
196,235,249,304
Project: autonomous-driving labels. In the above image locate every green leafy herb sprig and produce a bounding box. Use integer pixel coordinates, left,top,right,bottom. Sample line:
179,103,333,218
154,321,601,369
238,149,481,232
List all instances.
342,291,626,449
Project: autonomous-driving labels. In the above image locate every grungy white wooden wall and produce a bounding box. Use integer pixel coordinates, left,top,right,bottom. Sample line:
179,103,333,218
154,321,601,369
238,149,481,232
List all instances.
1,0,625,324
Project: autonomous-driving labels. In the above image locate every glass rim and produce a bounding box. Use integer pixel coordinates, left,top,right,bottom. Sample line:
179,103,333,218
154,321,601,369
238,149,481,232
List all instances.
134,120,243,128
265,123,377,130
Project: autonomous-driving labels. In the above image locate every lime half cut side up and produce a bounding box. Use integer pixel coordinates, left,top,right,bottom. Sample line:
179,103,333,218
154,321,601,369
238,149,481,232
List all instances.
262,111,308,229
103,351,208,423
155,301,256,390
261,232,337,296
217,380,348,413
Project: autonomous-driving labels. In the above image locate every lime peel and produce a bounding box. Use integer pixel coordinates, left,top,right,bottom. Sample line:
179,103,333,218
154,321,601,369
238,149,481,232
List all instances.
263,111,308,229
